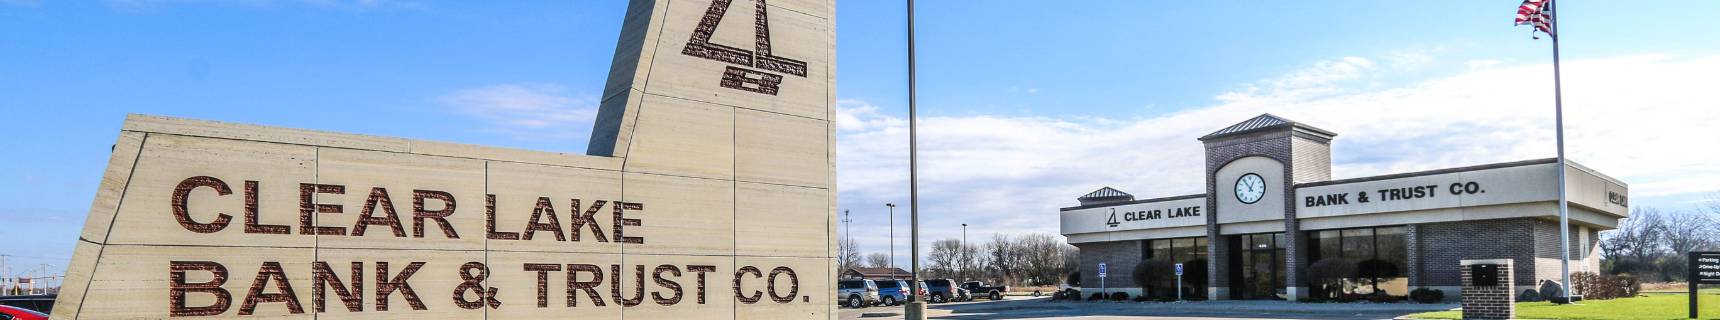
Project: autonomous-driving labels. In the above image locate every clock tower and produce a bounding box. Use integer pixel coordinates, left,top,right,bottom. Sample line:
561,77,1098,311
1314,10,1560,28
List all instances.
1198,114,1336,300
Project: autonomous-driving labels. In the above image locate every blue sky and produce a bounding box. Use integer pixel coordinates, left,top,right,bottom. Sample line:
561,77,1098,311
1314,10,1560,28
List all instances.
4,0,1719,274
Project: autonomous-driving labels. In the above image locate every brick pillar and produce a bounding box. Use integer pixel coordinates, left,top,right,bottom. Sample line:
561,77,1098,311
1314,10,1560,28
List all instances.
1407,224,1421,288
1461,259,1515,320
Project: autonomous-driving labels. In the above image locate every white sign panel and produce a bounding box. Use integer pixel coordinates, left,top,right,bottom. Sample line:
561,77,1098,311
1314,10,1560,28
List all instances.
1059,196,1206,235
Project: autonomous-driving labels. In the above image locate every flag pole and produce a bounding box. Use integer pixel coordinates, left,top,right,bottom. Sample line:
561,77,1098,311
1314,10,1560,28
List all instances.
1550,0,1574,304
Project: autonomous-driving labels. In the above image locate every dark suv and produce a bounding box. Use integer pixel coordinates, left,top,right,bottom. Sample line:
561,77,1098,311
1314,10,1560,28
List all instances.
922,279,969,303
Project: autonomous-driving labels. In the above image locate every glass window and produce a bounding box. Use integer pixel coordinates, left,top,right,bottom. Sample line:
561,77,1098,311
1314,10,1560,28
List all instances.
1194,237,1210,262
1173,238,1197,263
1341,228,1374,261
876,281,898,289
1151,239,1172,260
1251,234,1274,249
1315,230,1340,262
1310,226,1411,298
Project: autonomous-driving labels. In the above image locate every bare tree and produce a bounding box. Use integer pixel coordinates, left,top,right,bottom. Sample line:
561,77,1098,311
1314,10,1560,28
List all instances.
865,252,892,269
1601,207,1666,261
1663,211,1713,256
838,236,862,272
925,238,963,278
1017,233,1066,286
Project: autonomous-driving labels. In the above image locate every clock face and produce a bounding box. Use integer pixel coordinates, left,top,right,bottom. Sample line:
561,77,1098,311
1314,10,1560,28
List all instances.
1235,173,1265,204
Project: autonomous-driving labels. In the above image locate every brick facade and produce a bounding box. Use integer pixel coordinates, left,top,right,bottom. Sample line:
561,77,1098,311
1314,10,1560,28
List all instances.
1077,240,1142,292
1461,260,1516,320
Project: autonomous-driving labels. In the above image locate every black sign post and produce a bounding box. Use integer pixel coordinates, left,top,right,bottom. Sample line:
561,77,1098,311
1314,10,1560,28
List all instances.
1690,252,1720,319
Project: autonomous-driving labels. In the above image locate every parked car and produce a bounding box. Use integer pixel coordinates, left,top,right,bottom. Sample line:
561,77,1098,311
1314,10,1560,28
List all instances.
874,279,912,306
959,281,1011,300
0,305,49,320
922,279,967,303
837,279,880,308
0,294,52,315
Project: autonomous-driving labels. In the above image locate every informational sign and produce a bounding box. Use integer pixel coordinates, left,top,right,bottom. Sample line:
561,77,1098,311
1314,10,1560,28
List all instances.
1098,263,1107,278
1175,263,1183,276
51,0,838,318
1691,252,1720,318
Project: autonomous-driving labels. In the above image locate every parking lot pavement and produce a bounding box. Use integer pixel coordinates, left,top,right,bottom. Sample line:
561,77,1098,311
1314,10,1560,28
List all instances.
838,296,1447,320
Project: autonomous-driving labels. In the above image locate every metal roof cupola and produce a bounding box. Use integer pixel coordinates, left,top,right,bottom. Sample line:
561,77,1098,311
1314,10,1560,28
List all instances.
1077,187,1135,206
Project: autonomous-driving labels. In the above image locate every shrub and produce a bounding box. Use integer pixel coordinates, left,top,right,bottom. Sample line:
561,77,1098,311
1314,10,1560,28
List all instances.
1370,293,1398,303
1572,271,1643,300
1409,288,1445,303
1307,258,1358,299
1132,295,1150,302
1087,292,1105,301
1050,291,1066,301
1110,292,1130,301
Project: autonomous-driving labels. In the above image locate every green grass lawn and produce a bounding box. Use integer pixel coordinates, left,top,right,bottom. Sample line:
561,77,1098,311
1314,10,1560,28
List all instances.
1404,294,1720,320
1645,289,1720,295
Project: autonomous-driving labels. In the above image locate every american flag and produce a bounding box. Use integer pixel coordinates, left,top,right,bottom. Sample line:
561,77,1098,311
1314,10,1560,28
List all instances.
1515,0,1554,39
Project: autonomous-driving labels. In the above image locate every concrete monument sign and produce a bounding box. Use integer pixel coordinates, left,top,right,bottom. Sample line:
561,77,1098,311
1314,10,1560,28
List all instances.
51,0,836,318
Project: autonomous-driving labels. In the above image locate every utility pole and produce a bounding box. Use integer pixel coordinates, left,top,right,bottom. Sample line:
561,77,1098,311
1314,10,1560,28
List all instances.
961,224,968,281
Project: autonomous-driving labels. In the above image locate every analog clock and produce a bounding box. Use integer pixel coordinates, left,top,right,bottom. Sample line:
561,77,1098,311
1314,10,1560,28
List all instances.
1235,173,1265,204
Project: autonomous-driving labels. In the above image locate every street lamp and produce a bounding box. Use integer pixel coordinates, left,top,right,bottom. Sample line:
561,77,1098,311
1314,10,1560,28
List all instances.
886,203,896,272
961,223,968,281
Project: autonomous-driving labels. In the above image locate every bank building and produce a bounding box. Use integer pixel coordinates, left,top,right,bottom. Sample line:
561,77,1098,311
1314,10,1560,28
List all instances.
1059,114,1629,301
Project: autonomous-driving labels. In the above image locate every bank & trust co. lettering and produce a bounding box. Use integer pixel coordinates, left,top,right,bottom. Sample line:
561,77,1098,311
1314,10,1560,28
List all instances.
164,176,809,317
1303,182,1487,208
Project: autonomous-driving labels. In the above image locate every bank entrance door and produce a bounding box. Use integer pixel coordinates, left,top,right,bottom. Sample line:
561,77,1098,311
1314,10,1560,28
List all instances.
1234,233,1285,300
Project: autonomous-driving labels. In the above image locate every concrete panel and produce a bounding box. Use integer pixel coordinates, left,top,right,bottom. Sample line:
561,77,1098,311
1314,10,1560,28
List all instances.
615,254,738,320
621,173,736,256
313,148,487,251
1214,156,1286,224
1459,163,1560,207
311,248,486,319
735,109,828,188
70,245,315,319
485,161,625,254
641,0,830,119
104,134,318,248
122,113,410,152
618,95,735,180
1061,197,1205,235
484,251,624,319
77,131,145,244
736,182,828,258
1216,220,1284,235
47,240,104,317
733,256,831,320
411,140,623,171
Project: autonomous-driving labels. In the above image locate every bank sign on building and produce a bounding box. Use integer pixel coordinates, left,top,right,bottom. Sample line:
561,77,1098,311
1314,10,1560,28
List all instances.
52,0,839,318
1060,114,1628,301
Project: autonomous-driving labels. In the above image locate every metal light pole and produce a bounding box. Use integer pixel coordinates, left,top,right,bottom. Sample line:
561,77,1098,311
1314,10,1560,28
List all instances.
906,0,923,305
962,224,968,281
887,203,896,271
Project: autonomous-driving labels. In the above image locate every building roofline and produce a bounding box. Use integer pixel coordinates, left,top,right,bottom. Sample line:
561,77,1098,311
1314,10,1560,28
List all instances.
1060,193,1205,211
1295,158,1559,188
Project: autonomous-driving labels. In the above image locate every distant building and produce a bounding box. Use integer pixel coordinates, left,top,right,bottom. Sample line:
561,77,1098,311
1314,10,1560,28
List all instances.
841,267,914,280
1060,114,1627,301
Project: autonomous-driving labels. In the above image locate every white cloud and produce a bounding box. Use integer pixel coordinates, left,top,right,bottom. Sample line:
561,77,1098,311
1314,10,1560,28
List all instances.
836,53,1720,253
440,84,598,141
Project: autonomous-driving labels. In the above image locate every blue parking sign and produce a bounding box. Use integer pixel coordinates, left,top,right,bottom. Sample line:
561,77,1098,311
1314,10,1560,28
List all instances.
1175,263,1183,276
1099,263,1107,277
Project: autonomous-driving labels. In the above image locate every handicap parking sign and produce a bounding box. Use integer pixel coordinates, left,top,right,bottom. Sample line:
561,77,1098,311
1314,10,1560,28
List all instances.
1099,263,1107,277
1175,263,1183,276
